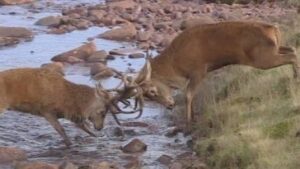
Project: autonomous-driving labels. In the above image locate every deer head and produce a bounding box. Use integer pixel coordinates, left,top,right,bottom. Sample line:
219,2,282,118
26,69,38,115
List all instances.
135,58,175,109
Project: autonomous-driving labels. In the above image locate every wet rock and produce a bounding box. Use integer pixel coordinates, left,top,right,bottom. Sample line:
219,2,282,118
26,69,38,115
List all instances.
0,147,27,163
169,162,183,169
59,161,78,169
90,63,114,80
121,139,147,153
90,63,107,76
121,121,149,127
164,127,182,137
41,62,65,76
105,126,124,137
15,161,58,169
87,50,108,63
35,16,61,27
98,23,137,41
48,28,66,34
180,16,215,30
107,0,137,10
128,53,144,59
123,160,140,169
109,48,140,56
124,129,137,136
157,154,173,166
90,161,118,169
0,26,33,39
0,36,19,47
51,42,96,62
0,0,33,5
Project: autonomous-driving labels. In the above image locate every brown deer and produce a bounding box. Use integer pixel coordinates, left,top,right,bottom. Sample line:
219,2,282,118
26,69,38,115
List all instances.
0,67,141,146
135,21,299,130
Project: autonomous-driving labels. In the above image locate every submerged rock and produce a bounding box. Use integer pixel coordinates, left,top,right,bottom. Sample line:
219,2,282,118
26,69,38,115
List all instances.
121,139,147,153
157,154,173,166
0,147,27,163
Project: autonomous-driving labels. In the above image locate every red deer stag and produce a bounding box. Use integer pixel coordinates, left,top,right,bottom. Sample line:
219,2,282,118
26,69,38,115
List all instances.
0,67,141,146
135,21,299,130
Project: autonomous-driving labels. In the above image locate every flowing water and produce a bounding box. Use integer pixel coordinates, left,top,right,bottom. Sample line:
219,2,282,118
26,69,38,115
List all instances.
0,1,191,169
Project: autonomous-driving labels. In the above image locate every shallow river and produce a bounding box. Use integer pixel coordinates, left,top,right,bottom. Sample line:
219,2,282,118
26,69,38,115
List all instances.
0,1,191,169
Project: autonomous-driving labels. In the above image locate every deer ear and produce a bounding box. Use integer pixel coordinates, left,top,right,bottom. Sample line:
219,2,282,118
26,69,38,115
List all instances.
135,59,152,84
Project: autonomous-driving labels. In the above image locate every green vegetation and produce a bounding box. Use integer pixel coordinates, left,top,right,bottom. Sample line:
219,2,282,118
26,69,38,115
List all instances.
173,14,300,169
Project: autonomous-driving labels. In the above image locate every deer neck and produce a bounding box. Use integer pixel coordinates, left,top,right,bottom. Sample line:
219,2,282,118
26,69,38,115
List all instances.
151,54,188,90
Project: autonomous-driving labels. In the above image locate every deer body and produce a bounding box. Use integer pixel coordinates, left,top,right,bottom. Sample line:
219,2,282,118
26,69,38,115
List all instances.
0,68,111,146
138,21,299,129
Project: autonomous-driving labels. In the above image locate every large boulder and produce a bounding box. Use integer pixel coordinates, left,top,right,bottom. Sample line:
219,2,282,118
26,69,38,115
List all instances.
51,42,96,63
0,26,33,39
98,23,136,41
0,0,33,5
0,147,27,163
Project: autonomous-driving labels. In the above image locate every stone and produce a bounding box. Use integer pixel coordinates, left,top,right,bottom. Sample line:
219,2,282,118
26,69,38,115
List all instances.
169,162,183,169
15,161,58,169
0,37,19,47
0,26,33,39
107,0,137,10
157,155,173,165
0,147,27,163
109,48,141,56
128,53,144,59
89,161,118,169
98,23,136,41
104,127,124,137
123,160,140,169
180,16,215,30
121,139,147,153
87,50,108,62
136,30,152,42
90,63,114,80
51,42,96,62
35,16,61,27
0,0,33,5
90,63,107,76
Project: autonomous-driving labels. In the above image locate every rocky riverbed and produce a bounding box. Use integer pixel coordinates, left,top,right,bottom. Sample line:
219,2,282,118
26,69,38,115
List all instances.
0,0,298,169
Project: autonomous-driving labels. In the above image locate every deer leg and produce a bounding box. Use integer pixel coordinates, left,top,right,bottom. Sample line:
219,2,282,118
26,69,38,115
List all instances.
43,113,71,147
77,121,96,137
251,52,300,78
185,74,205,132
